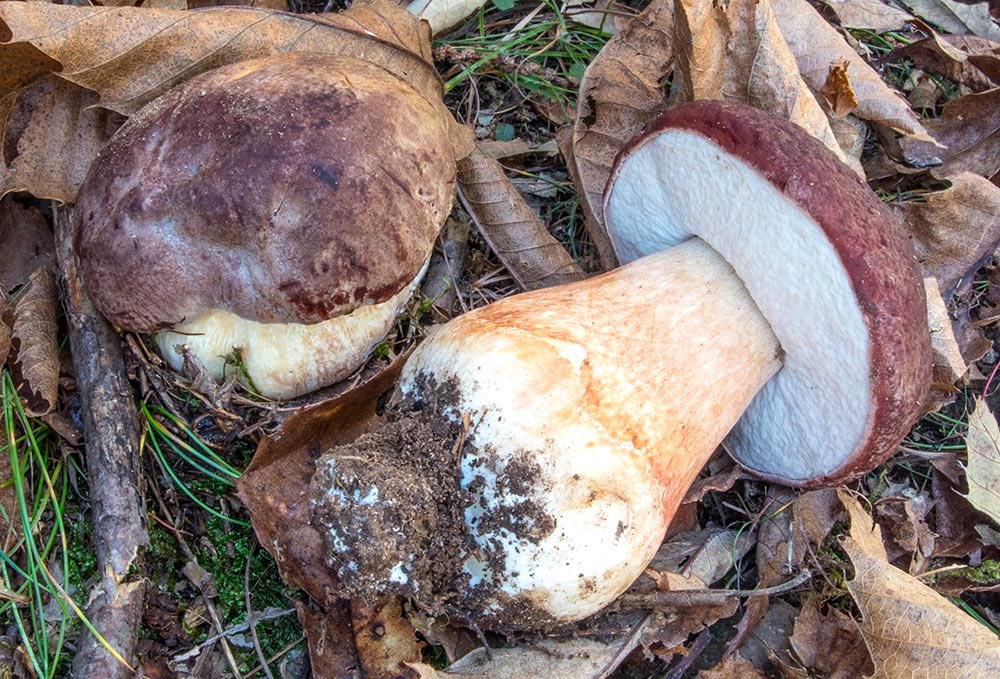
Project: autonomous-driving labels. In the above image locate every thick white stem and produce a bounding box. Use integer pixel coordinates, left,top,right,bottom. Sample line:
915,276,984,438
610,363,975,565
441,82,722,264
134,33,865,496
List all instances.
371,238,783,626
312,240,783,629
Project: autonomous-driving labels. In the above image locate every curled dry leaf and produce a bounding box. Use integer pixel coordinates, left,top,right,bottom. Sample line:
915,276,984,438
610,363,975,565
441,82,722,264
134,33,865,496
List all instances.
900,88,1000,179
964,397,1000,527
923,277,969,385
898,171,1000,296
789,597,874,679
672,0,726,103
0,197,53,293
724,0,854,170
820,57,859,117
10,268,59,416
409,631,648,679
839,489,1000,678
899,0,1000,41
671,0,850,160
570,0,674,269
771,0,935,143
819,0,915,32
456,152,586,291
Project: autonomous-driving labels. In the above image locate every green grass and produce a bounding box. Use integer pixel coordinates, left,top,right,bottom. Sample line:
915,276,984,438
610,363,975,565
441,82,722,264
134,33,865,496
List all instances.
141,402,303,674
437,0,610,111
0,369,100,678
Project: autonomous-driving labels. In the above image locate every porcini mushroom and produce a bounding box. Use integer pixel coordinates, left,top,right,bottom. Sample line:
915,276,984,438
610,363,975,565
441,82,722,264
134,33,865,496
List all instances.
310,100,930,629
74,52,455,400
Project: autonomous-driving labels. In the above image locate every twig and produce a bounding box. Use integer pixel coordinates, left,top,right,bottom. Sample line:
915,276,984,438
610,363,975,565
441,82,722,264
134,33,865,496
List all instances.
53,205,148,679
171,609,297,663
245,542,275,679
613,569,812,611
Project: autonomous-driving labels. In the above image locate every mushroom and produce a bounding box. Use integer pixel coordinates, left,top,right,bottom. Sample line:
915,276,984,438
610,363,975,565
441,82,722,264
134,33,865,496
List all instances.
310,100,930,629
74,52,456,400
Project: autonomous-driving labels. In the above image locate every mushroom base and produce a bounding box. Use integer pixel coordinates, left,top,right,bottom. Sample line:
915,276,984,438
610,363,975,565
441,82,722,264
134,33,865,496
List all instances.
310,239,784,628
154,267,426,400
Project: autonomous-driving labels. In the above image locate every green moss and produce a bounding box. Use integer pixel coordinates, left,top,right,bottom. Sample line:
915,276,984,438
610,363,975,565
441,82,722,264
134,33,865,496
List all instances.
949,560,1000,586
196,516,302,661
65,515,97,593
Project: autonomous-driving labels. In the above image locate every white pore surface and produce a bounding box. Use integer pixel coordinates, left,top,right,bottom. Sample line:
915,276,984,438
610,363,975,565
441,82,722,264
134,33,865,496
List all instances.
155,264,426,401
605,130,870,480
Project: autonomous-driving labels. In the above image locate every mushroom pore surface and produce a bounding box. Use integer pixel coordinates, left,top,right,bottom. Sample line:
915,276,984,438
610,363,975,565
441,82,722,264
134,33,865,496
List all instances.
74,53,455,399
606,100,930,484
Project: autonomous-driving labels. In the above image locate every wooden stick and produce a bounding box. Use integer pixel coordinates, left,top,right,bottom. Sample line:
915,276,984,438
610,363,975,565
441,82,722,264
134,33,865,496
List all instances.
53,205,148,679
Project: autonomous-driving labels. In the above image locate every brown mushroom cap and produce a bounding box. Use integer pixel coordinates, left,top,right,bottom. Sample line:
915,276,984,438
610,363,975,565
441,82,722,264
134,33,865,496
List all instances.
74,52,456,334
604,100,931,486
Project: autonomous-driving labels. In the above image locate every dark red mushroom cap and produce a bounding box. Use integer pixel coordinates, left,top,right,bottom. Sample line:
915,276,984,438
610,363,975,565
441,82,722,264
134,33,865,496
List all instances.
604,100,931,486
74,53,456,334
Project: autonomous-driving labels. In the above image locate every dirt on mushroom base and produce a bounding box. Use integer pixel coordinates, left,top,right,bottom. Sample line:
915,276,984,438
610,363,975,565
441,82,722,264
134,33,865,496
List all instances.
309,374,562,631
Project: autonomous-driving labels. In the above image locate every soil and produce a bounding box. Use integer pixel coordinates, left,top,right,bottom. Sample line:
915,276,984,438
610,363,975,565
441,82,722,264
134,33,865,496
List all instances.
309,376,477,614
308,374,562,631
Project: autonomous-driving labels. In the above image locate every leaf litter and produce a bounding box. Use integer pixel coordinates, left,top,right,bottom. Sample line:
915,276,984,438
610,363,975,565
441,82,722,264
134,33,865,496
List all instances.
3,0,1000,677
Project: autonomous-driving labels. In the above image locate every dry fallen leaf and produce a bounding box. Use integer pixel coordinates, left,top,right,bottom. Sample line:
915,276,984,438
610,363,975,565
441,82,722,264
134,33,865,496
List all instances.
839,489,1000,678
351,597,424,679
891,34,999,92
899,172,1000,297
819,0,915,32
899,0,1000,41
821,57,859,116
964,396,1000,526
294,600,362,679
406,0,490,35
902,88,1000,179
789,597,873,679
456,152,586,291
673,0,853,169
409,631,647,679
9,268,59,416
772,0,935,143
570,0,674,269
923,277,969,385
0,198,53,293
672,0,727,103
2,76,117,202
0,1,441,114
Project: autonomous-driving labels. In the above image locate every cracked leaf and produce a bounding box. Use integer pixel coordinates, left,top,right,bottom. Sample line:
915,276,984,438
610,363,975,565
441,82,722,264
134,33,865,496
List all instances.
840,489,1000,678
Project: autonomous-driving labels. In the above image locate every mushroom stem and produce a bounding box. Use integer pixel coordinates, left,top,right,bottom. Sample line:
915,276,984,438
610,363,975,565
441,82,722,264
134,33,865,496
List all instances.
312,237,782,628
